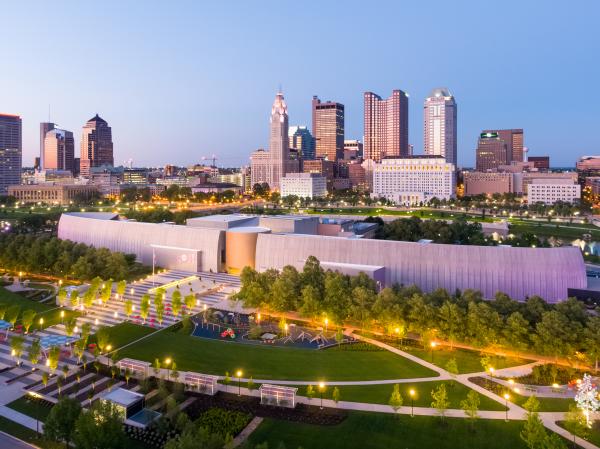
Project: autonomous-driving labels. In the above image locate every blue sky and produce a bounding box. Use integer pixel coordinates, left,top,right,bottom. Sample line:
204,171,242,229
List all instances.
2,0,599,168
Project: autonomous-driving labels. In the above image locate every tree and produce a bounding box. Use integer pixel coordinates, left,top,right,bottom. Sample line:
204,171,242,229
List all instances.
184,294,195,312
460,390,480,429
247,376,255,391
584,316,600,372
306,384,315,402
520,395,547,449
116,280,127,297
164,425,224,449
335,327,344,348
10,335,25,364
44,397,82,447
445,358,459,386
57,288,68,307
95,326,110,353
124,298,133,320
64,316,77,337
153,358,161,377
564,403,589,445
42,371,49,388
575,373,600,428
100,281,113,306
332,386,340,405
28,338,41,366
388,384,403,418
156,302,165,325
21,309,36,333
140,294,150,323
223,372,230,392
431,383,450,422
69,290,79,308
73,400,127,449
172,290,182,318
5,304,20,328
438,301,463,349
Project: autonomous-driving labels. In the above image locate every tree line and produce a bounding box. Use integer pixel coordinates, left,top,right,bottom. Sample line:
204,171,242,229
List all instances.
365,216,549,248
0,234,149,281
234,256,600,368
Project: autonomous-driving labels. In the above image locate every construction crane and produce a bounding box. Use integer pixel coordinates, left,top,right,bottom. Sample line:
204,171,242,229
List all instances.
201,154,218,167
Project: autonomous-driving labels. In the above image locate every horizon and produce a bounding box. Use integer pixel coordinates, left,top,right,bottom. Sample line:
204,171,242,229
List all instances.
2,0,599,168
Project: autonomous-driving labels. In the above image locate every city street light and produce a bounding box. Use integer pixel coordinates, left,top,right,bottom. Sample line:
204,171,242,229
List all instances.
236,370,243,396
319,382,325,410
409,389,416,417
165,357,172,378
430,341,437,363
28,391,41,436
504,393,510,421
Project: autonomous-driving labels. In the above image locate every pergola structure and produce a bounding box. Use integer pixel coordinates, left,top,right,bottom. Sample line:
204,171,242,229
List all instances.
259,384,298,408
183,372,219,395
117,358,151,379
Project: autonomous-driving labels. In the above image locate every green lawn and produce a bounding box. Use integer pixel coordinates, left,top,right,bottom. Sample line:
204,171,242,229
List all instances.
248,411,528,449
88,322,156,350
403,345,527,374
508,222,600,240
0,287,78,331
510,392,575,412
295,381,505,411
119,331,438,381
558,421,600,447
7,395,52,421
0,415,61,449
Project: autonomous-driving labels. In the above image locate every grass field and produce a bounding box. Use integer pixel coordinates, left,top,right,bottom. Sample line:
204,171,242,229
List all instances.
7,396,51,421
119,331,438,381
558,421,600,447
248,411,529,449
0,287,78,331
403,345,527,374
295,381,505,411
508,221,600,240
0,415,61,449
509,392,575,412
88,322,156,350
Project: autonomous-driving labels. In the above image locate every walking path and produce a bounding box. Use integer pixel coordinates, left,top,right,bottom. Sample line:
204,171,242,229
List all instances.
228,416,264,448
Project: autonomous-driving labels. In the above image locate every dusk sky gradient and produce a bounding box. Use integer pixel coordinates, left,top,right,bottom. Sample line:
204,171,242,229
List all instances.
2,0,599,168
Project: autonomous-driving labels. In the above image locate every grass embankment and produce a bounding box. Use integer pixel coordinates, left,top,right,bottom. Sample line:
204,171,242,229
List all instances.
88,322,157,350
248,411,529,449
0,287,78,331
119,331,437,381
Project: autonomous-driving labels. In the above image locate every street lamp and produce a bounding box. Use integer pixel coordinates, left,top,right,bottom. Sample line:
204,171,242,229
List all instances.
28,391,41,436
430,341,437,363
165,357,172,378
503,393,510,421
318,382,325,410
409,389,416,417
236,370,243,396
60,310,65,324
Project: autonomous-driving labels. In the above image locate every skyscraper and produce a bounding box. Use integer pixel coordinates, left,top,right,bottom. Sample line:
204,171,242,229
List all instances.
44,128,75,172
312,96,344,162
0,114,22,195
288,126,315,160
475,129,524,171
250,92,293,190
40,122,55,169
269,91,289,190
80,114,114,177
424,88,457,165
363,90,409,162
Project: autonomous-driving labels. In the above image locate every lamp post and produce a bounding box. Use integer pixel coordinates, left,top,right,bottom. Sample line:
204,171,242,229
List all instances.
28,391,41,436
430,341,437,363
236,370,243,396
60,310,65,324
409,389,415,417
503,393,510,421
319,382,325,410
165,357,172,379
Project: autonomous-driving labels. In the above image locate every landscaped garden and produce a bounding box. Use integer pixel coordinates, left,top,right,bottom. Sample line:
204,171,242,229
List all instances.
248,411,530,449
119,329,438,381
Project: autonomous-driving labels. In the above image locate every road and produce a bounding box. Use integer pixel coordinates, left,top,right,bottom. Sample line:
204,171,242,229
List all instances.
0,431,37,449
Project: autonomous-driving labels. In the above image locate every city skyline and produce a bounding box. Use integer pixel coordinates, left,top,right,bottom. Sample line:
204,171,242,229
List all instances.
1,1,598,168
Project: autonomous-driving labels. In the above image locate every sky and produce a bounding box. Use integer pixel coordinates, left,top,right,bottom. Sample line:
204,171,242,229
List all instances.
2,0,599,168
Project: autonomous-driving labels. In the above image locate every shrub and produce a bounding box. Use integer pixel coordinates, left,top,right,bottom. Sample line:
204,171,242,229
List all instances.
194,408,251,439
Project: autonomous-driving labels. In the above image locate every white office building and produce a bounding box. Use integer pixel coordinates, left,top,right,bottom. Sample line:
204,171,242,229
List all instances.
423,88,457,165
281,173,327,199
372,156,456,205
527,179,581,204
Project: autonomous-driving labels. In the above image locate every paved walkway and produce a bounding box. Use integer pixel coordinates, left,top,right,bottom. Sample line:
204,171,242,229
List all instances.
228,416,263,448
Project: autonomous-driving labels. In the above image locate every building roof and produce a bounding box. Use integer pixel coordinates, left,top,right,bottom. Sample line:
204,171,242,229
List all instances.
63,212,119,220
101,388,144,407
227,226,271,234
428,87,452,98
87,114,107,124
